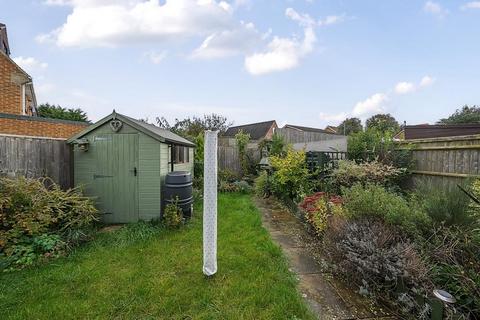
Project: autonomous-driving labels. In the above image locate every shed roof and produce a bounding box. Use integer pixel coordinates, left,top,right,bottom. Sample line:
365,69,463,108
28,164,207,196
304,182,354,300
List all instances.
224,120,277,140
67,111,195,147
398,123,480,140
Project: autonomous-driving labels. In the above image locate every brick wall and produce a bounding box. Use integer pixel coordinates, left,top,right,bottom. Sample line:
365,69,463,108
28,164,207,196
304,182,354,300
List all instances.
0,113,88,139
0,53,24,115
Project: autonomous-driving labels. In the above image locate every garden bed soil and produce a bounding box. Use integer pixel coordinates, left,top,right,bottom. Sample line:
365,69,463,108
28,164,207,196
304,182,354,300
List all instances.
254,196,398,320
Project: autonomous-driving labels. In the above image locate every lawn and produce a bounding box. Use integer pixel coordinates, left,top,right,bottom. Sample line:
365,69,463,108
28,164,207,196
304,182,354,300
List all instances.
0,193,314,320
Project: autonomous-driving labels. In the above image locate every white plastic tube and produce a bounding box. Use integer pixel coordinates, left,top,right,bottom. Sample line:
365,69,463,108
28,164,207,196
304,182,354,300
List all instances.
203,130,218,276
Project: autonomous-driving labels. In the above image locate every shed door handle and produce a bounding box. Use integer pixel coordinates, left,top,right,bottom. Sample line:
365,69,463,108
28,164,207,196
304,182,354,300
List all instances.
134,167,137,176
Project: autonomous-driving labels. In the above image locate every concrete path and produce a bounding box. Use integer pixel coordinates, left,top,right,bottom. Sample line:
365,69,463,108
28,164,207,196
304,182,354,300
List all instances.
254,196,396,320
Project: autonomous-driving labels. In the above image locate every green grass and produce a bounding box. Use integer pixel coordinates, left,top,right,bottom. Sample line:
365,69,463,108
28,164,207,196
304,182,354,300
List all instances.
0,193,314,320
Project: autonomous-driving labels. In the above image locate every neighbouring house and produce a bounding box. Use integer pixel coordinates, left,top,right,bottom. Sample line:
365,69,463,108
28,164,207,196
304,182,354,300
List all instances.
395,123,480,140
0,23,87,139
324,125,338,134
68,111,195,223
277,124,347,152
223,120,277,141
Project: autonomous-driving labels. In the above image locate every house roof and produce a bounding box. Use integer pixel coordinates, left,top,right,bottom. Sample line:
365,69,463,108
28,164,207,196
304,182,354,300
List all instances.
324,125,338,133
283,124,330,134
224,120,277,140
67,111,195,147
0,23,10,56
398,123,480,140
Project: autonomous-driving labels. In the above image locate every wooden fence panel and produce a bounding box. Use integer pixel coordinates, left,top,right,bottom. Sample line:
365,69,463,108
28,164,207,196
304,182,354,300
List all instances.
217,145,261,175
399,135,480,188
0,134,72,189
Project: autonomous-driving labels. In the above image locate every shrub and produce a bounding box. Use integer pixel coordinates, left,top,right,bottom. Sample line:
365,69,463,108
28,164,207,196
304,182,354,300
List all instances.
254,171,271,197
0,177,98,270
270,148,312,201
331,160,406,191
218,169,239,183
414,182,476,227
233,181,253,194
342,183,431,236
347,129,413,168
299,192,345,236
421,226,480,318
163,198,183,229
324,217,430,315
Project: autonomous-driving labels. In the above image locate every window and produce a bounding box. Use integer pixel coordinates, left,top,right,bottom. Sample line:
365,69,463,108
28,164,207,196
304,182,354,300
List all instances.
173,145,189,164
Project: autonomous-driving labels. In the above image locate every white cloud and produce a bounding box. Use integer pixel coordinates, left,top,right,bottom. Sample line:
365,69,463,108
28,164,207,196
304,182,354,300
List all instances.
461,1,480,10
318,14,345,26
244,27,315,75
144,50,167,64
244,8,317,75
394,81,415,94
285,7,315,27
424,1,448,18
352,93,388,117
12,56,48,73
37,0,234,47
191,22,263,59
420,75,435,87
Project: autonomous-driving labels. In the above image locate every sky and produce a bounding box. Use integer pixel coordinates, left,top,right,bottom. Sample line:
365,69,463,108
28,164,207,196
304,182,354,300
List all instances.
1,0,479,128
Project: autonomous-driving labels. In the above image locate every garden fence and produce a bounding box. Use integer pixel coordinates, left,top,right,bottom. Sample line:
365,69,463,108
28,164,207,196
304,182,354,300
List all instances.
306,151,347,172
399,134,480,188
0,134,72,189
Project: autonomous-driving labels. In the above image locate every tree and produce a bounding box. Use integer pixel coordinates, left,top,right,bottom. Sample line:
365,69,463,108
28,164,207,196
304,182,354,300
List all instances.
37,103,89,122
235,130,251,176
156,113,232,139
438,105,480,124
337,118,363,135
365,113,399,134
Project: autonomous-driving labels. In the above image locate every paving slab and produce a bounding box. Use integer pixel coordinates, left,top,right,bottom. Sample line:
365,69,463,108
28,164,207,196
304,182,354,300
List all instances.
254,196,397,320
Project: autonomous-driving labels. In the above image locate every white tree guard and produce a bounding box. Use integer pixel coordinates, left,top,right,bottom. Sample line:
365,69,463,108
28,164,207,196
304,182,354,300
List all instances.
203,130,218,276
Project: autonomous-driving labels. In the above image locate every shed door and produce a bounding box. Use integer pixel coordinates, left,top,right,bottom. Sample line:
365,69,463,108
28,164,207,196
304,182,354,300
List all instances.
94,133,138,223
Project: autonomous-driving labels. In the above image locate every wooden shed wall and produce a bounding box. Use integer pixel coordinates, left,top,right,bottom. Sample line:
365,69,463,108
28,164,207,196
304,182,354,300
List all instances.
73,122,163,221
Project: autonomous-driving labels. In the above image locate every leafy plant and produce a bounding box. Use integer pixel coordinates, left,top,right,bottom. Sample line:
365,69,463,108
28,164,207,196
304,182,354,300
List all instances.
413,181,475,227
438,105,480,124
331,160,406,191
365,113,400,134
233,181,253,194
254,171,272,197
269,148,312,202
37,103,89,122
235,130,251,176
0,177,98,270
342,183,431,236
258,133,286,157
163,197,183,229
421,226,480,317
324,217,430,316
337,117,363,135
299,192,344,235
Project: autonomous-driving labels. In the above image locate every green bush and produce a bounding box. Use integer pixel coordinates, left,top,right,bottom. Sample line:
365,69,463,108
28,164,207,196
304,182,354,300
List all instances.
342,183,431,236
270,148,312,201
413,182,476,227
233,181,253,194
0,177,98,270
324,216,431,317
331,160,406,191
163,198,183,229
347,129,413,168
421,226,480,318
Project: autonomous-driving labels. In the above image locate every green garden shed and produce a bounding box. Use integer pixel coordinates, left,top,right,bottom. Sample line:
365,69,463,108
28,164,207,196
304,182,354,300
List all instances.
67,111,195,223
